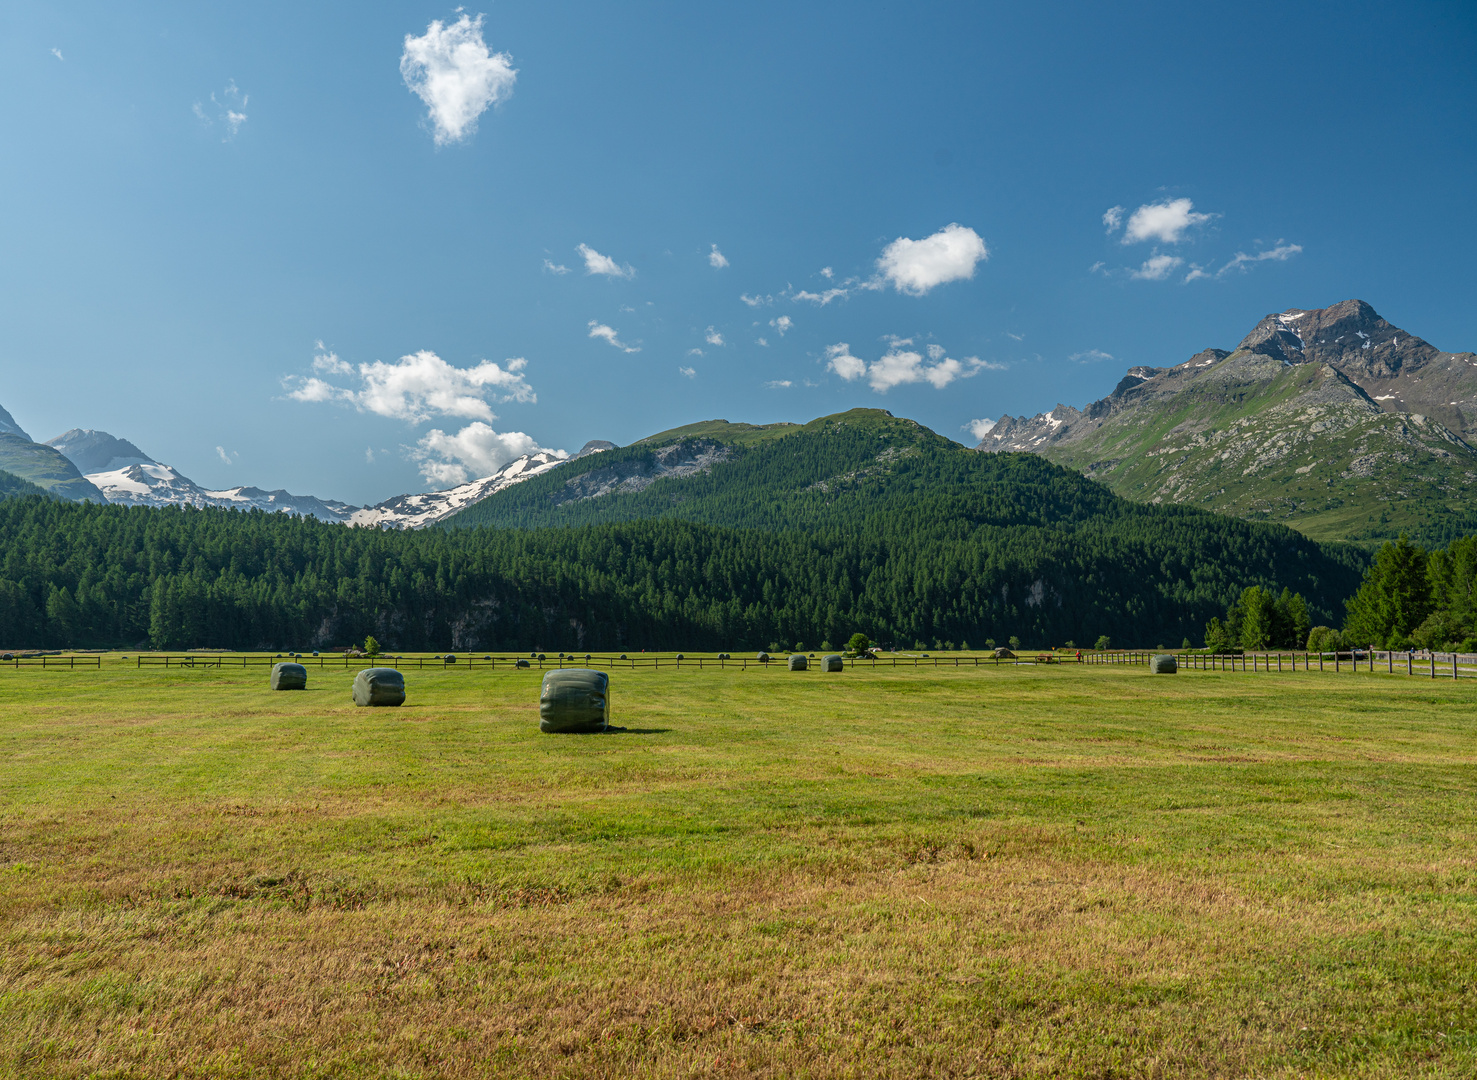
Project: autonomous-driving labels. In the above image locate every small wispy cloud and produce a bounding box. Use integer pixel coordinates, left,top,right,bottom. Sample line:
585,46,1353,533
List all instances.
1102,206,1124,233
1130,254,1184,281
740,293,772,307
400,13,516,146
588,321,640,352
577,243,635,278
51,48,64,61
1218,243,1303,277
756,337,769,347
1006,332,1025,341
193,80,248,141
770,315,792,336
365,447,376,464
764,380,792,389
1070,349,1114,364
679,366,696,378
543,259,570,274
686,347,704,357
708,244,729,269
793,287,850,305
705,326,724,346
215,446,233,465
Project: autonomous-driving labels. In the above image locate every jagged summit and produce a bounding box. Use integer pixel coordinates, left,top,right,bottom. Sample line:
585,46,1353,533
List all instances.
45,429,155,474
977,300,1477,544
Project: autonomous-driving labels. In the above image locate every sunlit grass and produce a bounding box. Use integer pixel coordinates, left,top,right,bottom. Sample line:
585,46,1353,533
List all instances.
1,661,1474,1077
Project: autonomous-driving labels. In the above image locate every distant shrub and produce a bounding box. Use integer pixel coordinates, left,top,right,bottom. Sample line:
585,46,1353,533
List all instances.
1008,636,1021,651
1306,626,1346,653
364,635,381,658
1095,635,1111,651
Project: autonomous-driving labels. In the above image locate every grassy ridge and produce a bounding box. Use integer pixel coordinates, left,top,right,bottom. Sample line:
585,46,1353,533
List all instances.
1,663,1474,1076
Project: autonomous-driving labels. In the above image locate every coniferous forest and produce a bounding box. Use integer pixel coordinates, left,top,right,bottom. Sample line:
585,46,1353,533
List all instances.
0,433,1368,652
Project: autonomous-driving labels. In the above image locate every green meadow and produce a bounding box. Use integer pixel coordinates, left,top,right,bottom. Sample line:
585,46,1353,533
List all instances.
1,658,1475,1078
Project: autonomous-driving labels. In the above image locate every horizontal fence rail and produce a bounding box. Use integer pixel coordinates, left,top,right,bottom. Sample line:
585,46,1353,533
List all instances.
2,650,1475,678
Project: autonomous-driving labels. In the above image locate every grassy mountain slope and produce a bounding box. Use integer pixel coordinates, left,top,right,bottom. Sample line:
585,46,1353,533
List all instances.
0,434,106,502
0,469,50,501
978,300,1477,546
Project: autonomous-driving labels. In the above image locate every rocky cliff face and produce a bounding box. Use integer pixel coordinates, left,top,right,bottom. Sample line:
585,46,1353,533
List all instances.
977,300,1477,543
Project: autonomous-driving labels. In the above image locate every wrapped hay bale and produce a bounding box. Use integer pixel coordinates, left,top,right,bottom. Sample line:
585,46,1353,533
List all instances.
1150,653,1178,674
352,667,406,707
788,654,808,671
539,669,610,734
821,654,843,673
270,662,307,691
993,647,1015,659
515,658,531,669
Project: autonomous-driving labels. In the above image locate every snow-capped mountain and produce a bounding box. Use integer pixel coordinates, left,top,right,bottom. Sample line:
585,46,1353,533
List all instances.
348,441,617,528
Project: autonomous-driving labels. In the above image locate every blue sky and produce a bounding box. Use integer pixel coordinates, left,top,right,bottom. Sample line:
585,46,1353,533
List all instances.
2,1,1474,505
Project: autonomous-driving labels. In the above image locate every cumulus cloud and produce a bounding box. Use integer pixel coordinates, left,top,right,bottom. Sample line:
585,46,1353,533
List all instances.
543,259,570,274
827,340,992,393
588,321,640,352
410,422,556,486
193,80,248,141
284,348,534,421
1122,199,1212,244
770,315,792,336
708,244,729,269
679,366,696,378
1070,349,1114,363
1102,206,1124,233
577,243,635,278
756,337,769,347
705,326,724,346
1130,254,1184,281
875,223,988,295
400,13,516,146
739,293,772,307
1218,243,1303,276
965,418,997,440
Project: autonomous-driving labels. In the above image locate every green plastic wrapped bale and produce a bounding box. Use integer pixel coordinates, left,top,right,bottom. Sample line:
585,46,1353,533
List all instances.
788,654,808,671
1150,653,1178,674
352,667,406,707
821,654,843,673
540,669,609,733
270,662,307,690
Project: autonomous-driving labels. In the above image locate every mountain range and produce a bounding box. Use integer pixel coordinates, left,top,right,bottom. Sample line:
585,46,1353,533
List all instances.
975,299,1477,544
1,299,1471,545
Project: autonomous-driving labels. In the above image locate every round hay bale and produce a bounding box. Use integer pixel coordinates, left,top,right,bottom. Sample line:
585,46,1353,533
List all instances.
821,654,843,672
1150,653,1178,674
539,668,610,734
516,658,531,669
788,654,808,671
352,667,406,707
444,654,457,664
993,647,1015,659
270,662,307,691
756,651,769,662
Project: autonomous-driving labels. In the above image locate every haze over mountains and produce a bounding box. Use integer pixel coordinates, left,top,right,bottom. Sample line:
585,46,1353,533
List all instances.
977,300,1477,544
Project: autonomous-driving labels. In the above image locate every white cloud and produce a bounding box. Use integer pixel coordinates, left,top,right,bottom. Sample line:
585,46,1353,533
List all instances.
577,243,635,278
679,366,696,378
1088,261,1108,275
1070,349,1114,363
285,349,534,421
1218,243,1303,276
400,13,515,146
965,418,997,440
311,345,353,375
588,321,640,352
51,48,64,61
1102,206,1124,233
770,315,792,336
876,223,988,296
1184,265,1211,282
411,422,556,487
820,266,834,279
1122,199,1212,244
193,80,248,141
764,380,792,389
793,287,850,305
708,244,729,269
686,348,704,357
740,293,772,307
1006,332,1025,341
1130,254,1184,281
827,341,992,393
543,259,570,275
215,446,232,465
365,447,375,464
705,326,724,346
756,337,769,347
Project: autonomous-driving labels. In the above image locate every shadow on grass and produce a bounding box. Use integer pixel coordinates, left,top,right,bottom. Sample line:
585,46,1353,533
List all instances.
606,726,670,735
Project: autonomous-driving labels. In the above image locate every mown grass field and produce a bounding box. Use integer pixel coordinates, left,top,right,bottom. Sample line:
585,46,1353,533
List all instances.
1,658,1475,1078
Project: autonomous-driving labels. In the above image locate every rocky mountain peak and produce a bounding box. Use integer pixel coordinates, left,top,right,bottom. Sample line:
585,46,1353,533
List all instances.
44,429,155,474
0,404,30,441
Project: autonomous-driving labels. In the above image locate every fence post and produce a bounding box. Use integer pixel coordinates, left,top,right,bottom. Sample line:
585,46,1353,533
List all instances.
1431,653,1436,679
1454,653,1458,680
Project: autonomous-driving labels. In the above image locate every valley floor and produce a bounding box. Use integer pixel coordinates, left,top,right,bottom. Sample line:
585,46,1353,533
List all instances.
1,662,1474,1078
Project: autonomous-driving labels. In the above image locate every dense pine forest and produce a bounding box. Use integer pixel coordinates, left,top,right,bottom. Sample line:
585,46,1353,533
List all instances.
0,431,1367,651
